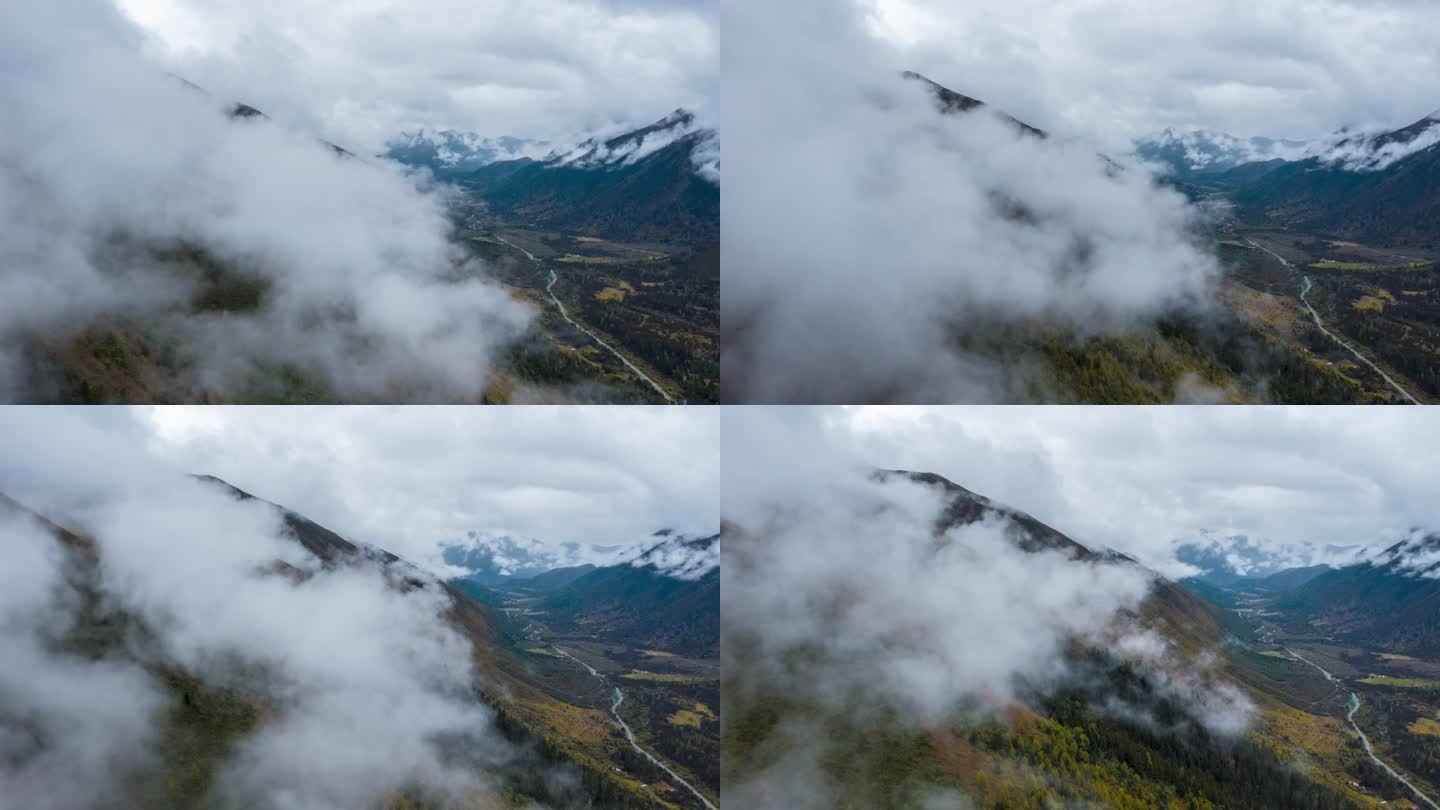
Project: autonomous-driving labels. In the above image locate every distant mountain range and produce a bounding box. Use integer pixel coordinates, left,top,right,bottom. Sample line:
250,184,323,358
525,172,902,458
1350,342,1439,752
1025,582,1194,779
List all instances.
912,69,1440,251
442,527,717,586
534,532,720,658
1131,111,1440,246
1134,129,1312,177
384,131,552,173
1174,532,1362,587
441,530,626,585
385,109,719,244
385,110,717,180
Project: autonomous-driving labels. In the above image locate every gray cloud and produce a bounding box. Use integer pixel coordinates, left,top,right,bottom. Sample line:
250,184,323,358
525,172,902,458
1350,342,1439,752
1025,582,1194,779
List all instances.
123,406,715,565
834,405,1440,576
118,0,717,151
876,0,1440,145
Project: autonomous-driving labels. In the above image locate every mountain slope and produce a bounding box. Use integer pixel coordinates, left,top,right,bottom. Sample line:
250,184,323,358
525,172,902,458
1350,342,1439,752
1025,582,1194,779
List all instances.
444,531,620,586
887,469,1233,653
430,111,718,245
540,533,719,658
1234,112,1440,246
512,564,599,593
0,478,683,809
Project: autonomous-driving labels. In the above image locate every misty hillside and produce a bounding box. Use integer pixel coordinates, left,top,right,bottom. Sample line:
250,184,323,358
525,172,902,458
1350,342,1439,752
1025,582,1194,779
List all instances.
12,81,699,406
723,468,1369,809
0,476,703,809
884,469,1235,654
722,69,1391,405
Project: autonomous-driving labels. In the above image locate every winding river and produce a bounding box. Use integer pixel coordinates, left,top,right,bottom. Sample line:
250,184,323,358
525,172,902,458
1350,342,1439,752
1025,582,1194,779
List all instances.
550,645,716,810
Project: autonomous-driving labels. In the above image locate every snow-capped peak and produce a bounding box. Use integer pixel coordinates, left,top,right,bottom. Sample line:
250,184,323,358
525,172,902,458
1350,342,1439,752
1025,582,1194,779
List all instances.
1375,529,1440,578
621,530,719,581
385,109,718,183
441,530,628,581
384,130,554,172
546,108,717,181
1313,116,1440,172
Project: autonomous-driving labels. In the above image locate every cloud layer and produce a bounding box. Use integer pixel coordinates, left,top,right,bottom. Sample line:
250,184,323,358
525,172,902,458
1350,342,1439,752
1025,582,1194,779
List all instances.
875,0,1440,145
136,406,720,565
118,0,717,151
838,405,1440,576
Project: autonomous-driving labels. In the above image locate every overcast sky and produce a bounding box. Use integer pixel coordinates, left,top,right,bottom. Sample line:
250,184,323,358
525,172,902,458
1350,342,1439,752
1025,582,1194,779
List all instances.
868,0,1440,146
733,406,1440,577
113,0,716,151
0,406,718,567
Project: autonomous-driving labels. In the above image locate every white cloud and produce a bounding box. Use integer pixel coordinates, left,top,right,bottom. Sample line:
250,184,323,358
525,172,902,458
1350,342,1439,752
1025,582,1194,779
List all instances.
721,406,1253,807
